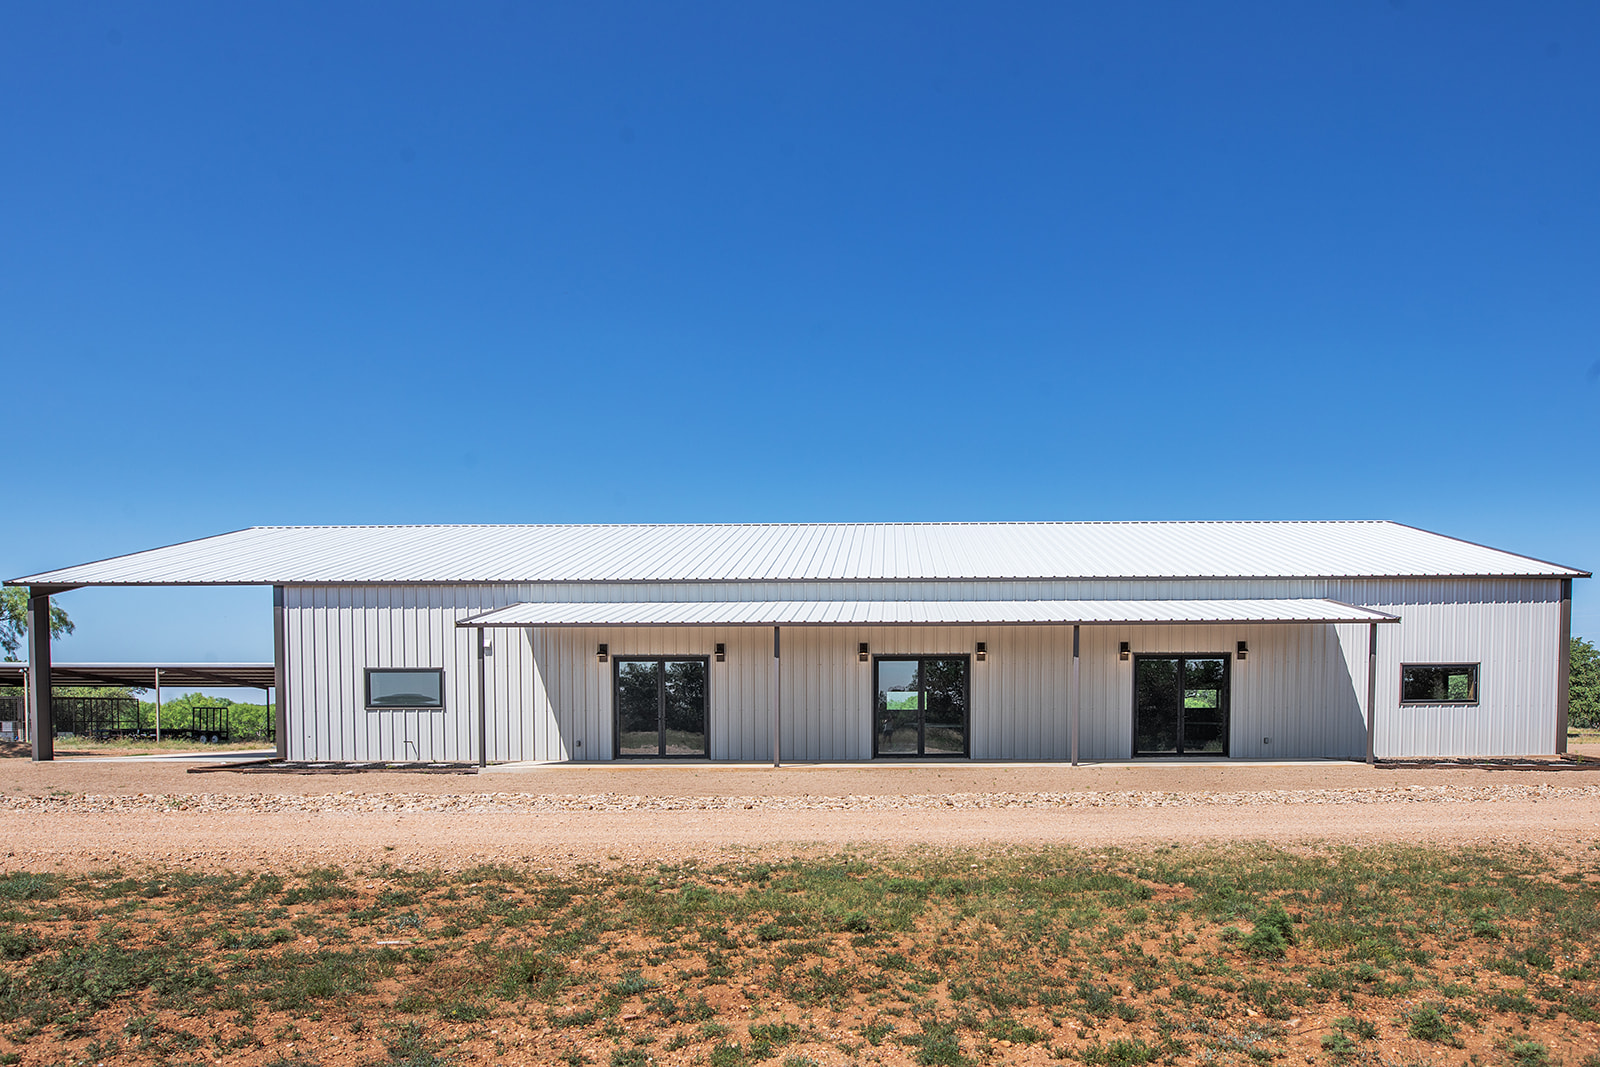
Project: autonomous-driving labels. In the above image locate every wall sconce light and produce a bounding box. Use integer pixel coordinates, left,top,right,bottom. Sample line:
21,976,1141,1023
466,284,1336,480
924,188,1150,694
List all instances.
858,642,870,663
596,643,608,663
975,642,987,662
1119,641,1131,661
1236,640,1248,661
714,643,726,662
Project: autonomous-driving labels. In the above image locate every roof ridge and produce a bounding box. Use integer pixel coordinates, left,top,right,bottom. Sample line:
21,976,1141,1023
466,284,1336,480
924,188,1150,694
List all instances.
246,519,1393,530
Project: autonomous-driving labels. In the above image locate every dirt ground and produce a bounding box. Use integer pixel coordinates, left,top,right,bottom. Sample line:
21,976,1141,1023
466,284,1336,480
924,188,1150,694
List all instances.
2,750,1598,872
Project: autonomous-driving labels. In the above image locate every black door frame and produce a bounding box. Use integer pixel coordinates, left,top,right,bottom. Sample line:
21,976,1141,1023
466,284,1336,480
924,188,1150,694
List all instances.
613,656,711,759
1131,653,1231,757
872,654,971,758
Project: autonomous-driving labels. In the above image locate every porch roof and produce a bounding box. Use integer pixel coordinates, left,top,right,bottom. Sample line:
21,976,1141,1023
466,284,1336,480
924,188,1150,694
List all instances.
455,598,1400,629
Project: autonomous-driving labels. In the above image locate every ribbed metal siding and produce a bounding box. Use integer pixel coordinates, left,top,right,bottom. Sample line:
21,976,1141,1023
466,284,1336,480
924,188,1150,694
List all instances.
282,577,1563,761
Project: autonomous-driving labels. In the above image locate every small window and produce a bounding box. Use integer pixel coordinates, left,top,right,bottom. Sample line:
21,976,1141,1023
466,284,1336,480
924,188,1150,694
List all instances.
1400,664,1478,705
365,668,445,710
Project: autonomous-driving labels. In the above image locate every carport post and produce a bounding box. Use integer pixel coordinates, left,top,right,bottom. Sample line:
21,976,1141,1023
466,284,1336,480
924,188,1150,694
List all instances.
476,626,488,768
153,668,162,744
1071,625,1081,766
27,589,54,762
272,586,288,760
1365,622,1378,766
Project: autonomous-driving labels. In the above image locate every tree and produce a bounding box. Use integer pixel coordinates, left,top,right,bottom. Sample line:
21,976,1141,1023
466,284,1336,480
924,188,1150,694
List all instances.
0,588,73,662
1571,637,1600,730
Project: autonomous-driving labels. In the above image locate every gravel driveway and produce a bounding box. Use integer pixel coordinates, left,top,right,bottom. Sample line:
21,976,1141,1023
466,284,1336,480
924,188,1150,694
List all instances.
3,753,1597,871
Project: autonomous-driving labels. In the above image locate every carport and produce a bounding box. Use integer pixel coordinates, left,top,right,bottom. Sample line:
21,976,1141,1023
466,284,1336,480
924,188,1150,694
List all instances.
0,659,277,757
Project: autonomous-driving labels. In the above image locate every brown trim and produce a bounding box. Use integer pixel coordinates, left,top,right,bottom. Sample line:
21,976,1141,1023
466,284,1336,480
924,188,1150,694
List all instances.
1557,578,1573,754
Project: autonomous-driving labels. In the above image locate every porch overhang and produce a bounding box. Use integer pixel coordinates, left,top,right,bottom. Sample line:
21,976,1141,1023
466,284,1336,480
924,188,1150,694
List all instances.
455,598,1401,629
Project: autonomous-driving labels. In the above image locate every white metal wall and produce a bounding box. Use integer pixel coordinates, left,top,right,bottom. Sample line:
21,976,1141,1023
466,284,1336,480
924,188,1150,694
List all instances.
281,578,1563,761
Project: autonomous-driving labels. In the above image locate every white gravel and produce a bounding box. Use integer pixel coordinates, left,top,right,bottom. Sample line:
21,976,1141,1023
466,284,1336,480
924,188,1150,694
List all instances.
6,781,1598,815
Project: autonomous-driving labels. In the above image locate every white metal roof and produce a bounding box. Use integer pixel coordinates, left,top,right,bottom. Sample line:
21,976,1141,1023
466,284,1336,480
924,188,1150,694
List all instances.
7,521,1586,587
456,598,1401,628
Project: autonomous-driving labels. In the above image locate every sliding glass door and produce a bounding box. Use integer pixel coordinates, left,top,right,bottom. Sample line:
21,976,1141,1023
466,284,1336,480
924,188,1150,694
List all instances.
615,658,709,758
874,656,969,758
1133,655,1229,756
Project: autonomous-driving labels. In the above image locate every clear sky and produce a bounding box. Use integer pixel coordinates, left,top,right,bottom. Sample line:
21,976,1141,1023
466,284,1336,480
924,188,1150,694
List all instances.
3,1,1598,682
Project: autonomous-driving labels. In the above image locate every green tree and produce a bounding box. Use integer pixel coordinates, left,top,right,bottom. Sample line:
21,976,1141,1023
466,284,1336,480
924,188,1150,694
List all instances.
1571,637,1600,730
0,588,73,661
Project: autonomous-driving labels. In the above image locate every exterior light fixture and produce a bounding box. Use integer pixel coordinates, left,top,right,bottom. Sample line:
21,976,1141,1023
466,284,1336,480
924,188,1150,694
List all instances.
1119,641,1131,661
975,642,987,662
714,643,726,662
858,642,870,663
596,644,608,663
1236,640,1248,661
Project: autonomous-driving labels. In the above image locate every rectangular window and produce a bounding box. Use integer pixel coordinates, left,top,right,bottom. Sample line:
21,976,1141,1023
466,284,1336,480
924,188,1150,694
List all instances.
365,668,445,710
1400,664,1479,705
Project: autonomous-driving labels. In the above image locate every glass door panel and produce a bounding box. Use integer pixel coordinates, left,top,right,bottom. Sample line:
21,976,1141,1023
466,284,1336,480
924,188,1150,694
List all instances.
662,660,708,756
1134,655,1229,756
876,659,921,755
1181,657,1228,754
1134,658,1181,755
922,657,968,755
616,661,662,756
615,657,710,758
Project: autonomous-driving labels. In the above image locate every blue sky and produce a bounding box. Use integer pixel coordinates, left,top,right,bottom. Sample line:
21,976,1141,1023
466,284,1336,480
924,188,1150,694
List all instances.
3,1,1598,679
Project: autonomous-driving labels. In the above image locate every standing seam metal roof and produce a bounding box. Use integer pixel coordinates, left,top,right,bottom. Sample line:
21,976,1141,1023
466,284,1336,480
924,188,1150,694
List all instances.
455,598,1402,628
5,521,1587,586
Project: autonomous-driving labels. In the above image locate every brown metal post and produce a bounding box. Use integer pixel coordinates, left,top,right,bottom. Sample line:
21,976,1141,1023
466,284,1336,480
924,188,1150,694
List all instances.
477,626,488,768
1070,625,1081,766
772,625,781,768
27,591,53,762
272,586,288,760
1556,578,1573,754
1365,622,1378,766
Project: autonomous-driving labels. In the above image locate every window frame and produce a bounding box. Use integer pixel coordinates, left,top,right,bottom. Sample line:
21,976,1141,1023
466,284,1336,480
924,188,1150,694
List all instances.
1398,663,1480,707
1130,652,1232,758
364,667,446,711
871,654,972,759
611,655,712,759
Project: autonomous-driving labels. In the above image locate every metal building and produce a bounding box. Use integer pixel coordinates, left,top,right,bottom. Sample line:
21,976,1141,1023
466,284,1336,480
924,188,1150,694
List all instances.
6,521,1587,763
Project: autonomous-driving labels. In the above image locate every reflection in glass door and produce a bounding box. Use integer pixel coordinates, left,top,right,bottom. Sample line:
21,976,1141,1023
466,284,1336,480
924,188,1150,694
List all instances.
874,656,969,757
614,658,708,758
1133,655,1229,756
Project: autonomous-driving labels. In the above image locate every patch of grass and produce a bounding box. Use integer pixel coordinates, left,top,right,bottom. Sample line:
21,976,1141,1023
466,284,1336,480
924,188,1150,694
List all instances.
1081,1037,1160,1066
1405,1003,1457,1043
0,845,1588,1065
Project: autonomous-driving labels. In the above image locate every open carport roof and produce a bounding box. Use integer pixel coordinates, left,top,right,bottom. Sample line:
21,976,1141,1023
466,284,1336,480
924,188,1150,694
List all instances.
4,521,1589,587
0,663,277,689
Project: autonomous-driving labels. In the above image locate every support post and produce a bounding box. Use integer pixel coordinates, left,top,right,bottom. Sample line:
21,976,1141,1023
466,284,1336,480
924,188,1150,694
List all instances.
153,668,162,744
27,590,53,762
1556,578,1573,755
272,586,288,760
1365,622,1378,766
1071,625,1081,766
477,626,488,768
772,625,781,768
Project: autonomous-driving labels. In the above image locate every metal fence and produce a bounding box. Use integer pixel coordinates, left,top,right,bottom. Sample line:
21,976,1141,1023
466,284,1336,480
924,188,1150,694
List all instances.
0,692,250,744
